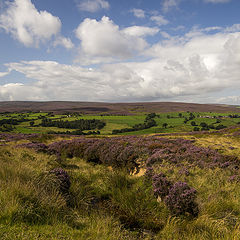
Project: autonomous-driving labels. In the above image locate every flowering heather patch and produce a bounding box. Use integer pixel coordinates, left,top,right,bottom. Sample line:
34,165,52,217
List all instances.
164,181,199,217
14,134,240,173
49,168,71,195
17,142,48,152
0,133,39,142
146,137,239,170
229,174,240,182
178,167,190,176
231,129,240,137
144,167,154,180
152,173,172,200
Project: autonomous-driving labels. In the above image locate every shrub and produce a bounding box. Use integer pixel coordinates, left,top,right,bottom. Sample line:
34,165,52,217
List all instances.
191,121,196,126
200,122,208,128
144,167,154,180
164,181,199,217
49,168,71,195
152,173,172,200
215,124,227,130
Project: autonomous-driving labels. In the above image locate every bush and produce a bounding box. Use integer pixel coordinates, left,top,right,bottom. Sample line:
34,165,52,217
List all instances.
191,121,196,126
49,168,71,195
164,181,199,217
152,173,172,200
200,122,208,128
215,124,227,130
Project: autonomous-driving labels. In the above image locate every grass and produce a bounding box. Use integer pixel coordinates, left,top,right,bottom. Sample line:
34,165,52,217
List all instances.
1,130,240,239
1,111,240,135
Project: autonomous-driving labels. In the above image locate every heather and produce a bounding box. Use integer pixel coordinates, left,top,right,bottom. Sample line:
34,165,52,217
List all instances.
1,132,240,239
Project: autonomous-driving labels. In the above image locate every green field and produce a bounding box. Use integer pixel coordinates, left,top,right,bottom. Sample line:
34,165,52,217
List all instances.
0,111,240,135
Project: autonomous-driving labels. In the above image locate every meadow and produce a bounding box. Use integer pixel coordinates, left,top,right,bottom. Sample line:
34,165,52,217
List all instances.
1,109,240,239
0,111,240,135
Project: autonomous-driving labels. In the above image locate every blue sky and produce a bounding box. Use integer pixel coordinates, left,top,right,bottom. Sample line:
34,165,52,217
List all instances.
0,0,240,104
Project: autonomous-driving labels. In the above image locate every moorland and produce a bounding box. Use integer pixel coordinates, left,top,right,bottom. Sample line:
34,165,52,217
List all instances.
1,101,240,240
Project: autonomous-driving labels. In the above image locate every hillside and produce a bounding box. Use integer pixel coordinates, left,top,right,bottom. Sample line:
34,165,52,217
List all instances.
0,101,239,114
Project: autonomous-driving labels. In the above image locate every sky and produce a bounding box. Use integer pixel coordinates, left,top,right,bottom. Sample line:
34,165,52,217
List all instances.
0,0,240,104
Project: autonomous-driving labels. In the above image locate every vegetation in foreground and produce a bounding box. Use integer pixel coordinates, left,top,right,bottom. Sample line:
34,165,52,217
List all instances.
1,127,240,239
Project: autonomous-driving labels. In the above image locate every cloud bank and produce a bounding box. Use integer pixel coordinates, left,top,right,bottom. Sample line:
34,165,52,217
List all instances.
2,24,240,104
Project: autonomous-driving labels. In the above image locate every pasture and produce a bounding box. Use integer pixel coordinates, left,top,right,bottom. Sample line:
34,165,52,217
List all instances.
0,111,240,135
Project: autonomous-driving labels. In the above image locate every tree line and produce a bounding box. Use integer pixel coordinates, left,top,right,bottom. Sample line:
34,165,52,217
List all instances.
40,118,106,131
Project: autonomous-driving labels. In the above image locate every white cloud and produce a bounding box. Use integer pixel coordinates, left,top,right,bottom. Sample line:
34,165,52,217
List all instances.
131,8,145,18
204,0,231,3
77,0,109,12
150,15,169,26
162,0,180,12
2,25,240,104
162,0,230,13
0,71,10,77
225,24,240,32
75,16,150,64
216,96,240,104
0,0,61,47
122,26,159,37
53,36,74,49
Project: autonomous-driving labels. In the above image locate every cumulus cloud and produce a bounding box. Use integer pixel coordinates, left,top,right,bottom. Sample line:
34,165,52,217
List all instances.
150,15,169,26
0,0,61,47
53,36,74,49
77,0,109,12
4,61,112,101
131,8,145,18
2,24,240,104
122,26,159,37
75,16,152,64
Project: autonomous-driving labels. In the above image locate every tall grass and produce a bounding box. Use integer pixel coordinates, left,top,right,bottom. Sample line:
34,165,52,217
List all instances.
1,134,240,239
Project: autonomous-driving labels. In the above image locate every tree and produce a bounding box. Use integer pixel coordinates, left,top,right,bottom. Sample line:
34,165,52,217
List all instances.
191,121,196,126
162,123,168,128
30,121,34,127
178,113,182,118
200,122,208,128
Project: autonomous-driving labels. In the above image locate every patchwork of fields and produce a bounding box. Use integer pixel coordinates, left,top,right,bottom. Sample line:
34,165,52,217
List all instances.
1,111,240,135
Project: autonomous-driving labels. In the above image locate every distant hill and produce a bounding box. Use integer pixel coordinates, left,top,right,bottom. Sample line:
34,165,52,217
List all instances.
0,101,239,114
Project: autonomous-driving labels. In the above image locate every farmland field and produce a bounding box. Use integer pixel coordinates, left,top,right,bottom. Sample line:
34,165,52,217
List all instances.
1,103,240,239
0,110,240,135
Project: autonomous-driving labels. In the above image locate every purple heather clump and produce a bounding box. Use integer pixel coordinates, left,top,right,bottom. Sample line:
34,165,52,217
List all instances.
17,142,48,152
49,168,71,194
164,181,199,217
25,134,239,173
144,167,154,180
152,173,173,200
178,167,190,176
229,175,240,182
